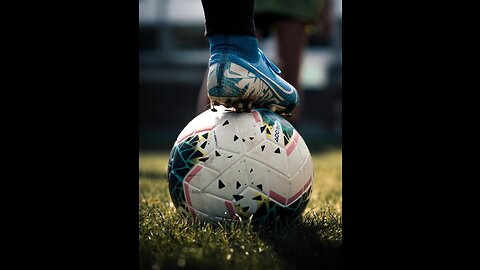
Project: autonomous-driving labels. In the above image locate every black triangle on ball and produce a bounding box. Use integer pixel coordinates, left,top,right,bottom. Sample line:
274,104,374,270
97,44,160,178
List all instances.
252,195,262,201
233,194,244,201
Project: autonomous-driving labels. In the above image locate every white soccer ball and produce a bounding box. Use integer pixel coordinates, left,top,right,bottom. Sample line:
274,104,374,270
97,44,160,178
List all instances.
167,106,314,222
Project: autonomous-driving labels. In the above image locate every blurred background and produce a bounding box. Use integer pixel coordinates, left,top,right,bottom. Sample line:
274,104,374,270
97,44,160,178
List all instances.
139,0,342,151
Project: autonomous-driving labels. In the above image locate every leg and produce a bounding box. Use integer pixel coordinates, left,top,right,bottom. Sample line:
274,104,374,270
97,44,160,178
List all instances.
201,0,256,37
276,20,308,125
196,70,210,114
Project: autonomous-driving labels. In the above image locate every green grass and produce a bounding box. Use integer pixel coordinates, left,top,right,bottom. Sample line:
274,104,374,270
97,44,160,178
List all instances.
139,149,342,270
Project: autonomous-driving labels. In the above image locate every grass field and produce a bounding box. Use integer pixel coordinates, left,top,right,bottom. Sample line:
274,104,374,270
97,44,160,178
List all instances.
139,148,342,270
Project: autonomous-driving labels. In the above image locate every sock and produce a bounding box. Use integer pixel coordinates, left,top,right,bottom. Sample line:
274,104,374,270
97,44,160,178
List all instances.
201,0,256,37
208,34,259,62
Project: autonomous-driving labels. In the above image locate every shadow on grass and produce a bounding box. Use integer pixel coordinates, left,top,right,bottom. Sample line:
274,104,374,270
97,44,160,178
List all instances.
254,218,342,270
139,213,341,270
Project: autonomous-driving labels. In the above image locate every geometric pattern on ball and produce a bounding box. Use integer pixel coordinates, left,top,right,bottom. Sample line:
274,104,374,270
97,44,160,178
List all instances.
167,106,314,222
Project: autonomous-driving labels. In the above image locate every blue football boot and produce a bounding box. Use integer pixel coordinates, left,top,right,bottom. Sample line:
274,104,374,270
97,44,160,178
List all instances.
206,35,299,116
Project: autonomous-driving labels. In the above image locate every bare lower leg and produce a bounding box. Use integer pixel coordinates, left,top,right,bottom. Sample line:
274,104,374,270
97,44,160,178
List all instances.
276,20,308,126
196,70,210,114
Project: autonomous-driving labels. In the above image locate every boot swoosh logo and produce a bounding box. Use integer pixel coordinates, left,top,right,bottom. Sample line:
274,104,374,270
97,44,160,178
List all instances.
243,62,295,95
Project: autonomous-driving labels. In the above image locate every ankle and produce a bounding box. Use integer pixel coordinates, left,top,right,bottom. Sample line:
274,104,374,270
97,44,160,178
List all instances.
208,34,259,62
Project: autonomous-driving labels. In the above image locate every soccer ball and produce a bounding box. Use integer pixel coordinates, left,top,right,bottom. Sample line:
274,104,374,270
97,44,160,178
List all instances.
167,106,314,222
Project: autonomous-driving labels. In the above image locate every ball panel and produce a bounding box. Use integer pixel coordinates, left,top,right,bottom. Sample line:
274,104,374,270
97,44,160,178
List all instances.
186,165,219,191
245,139,291,177
272,186,312,221
212,120,245,154
294,134,310,161
168,171,185,209
167,145,187,209
204,159,249,200
168,134,210,211
203,193,235,220
285,131,305,176
191,207,210,221
254,109,295,148
175,110,219,144
265,118,288,148
184,182,208,214
237,125,265,154
232,186,267,219
303,153,314,183
242,157,273,196
193,131,216,158
251,186,312,222
261,174,291,206
288,163,307,205
200,148,240,174
232,110,258,130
